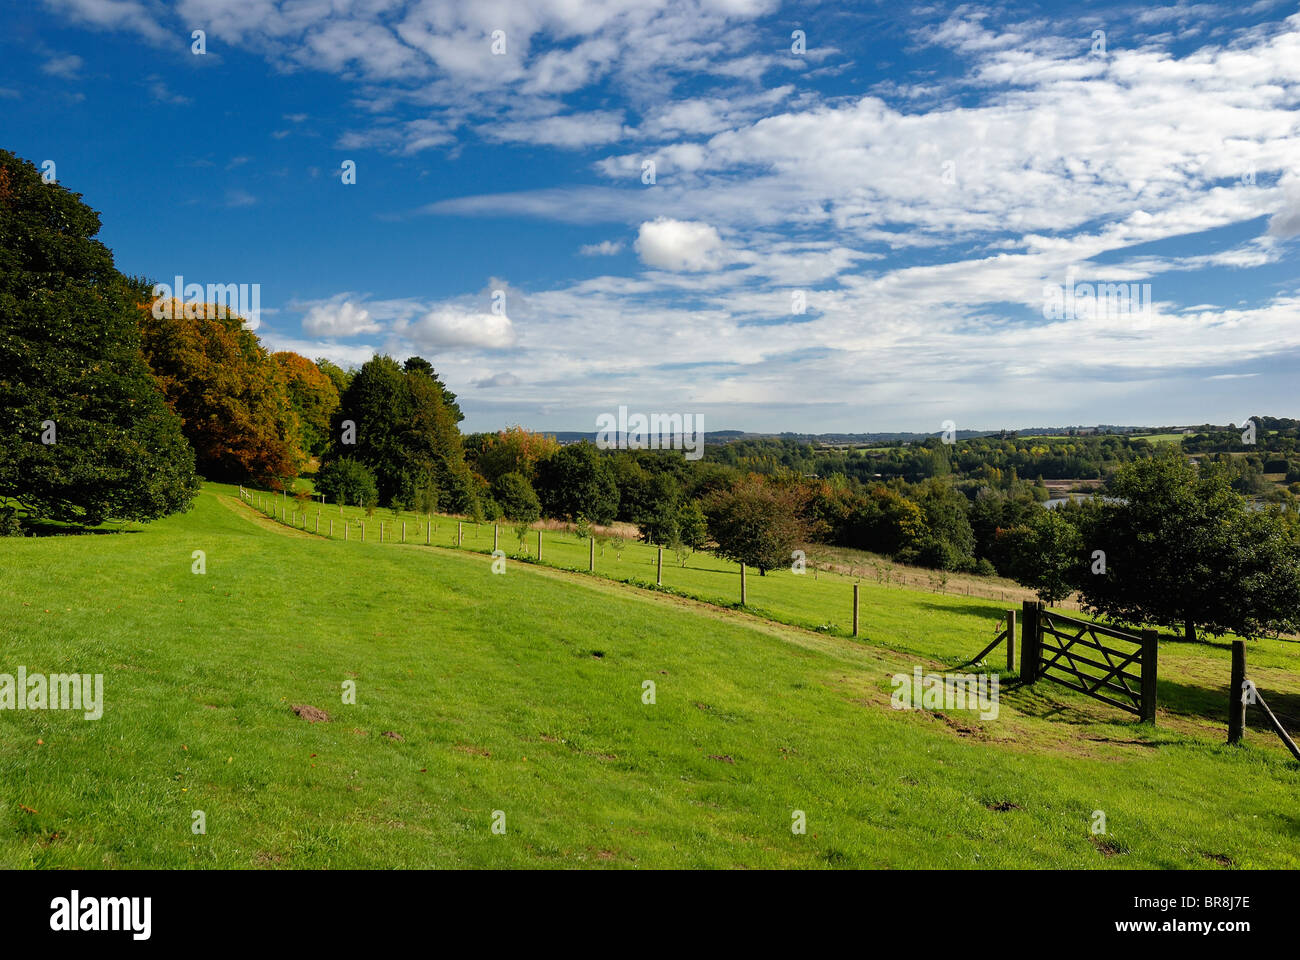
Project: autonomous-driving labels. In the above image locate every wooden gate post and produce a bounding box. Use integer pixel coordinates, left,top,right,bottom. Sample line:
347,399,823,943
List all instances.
1140,629,1158,724
740,563,747,605
1006,609,1016,672
1020,600,1041,681
853,584,860,637
1228,639,1246,744
656,547,662,586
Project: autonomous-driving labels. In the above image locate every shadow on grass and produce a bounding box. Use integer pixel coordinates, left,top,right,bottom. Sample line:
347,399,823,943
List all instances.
19,522,140,537
1158,674,1300,730
914,597,1009,623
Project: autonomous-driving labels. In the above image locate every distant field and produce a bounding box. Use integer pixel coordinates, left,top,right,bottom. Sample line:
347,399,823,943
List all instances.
1128,433,1187,443
2,483,1296,868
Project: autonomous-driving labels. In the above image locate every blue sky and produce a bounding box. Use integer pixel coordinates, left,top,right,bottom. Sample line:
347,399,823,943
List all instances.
3,0,1299,434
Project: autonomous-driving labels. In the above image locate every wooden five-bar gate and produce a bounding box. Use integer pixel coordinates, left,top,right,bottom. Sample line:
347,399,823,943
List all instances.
1020,600,1158,723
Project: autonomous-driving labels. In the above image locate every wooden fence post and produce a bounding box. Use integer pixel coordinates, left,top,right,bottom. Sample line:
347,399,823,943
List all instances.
1228,639,1246,745
402,521,406,543
426,520,430,545
315,512,320,534
1020,600,1040,682
537,530,543,561
1140,629,1158,724
1006,609,1016,672
853,583,860,637
344,521,348,541
380,522,385,543
657,547,662,586
740,564,747,605
458,521,463,546
361,521,365,542
588,536,595,572
329,519,334,538
494,524,499,551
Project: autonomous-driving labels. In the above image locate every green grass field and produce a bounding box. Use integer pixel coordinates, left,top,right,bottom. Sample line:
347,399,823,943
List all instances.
1,483,1298,868
252,483,1040,649
1129,433,1188,444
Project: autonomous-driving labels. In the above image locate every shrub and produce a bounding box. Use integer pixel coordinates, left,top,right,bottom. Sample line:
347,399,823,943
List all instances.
316,457,378,509
491,471,541,524
0,506,26,537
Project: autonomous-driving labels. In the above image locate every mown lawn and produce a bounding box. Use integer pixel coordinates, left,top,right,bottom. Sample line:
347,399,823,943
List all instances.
0,484,1297,868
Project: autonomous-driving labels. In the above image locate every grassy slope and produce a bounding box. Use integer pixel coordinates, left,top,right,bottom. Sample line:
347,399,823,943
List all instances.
0,485,1297,869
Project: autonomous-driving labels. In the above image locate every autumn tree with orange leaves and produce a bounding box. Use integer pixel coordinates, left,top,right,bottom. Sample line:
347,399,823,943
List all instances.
271,351,340,457
466,425,561,485
138,298,305,486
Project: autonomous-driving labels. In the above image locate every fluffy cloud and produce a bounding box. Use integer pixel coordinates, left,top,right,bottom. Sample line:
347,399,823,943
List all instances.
301,298,380,337
401,309,516,349
579,240,624,256
634,218,726,271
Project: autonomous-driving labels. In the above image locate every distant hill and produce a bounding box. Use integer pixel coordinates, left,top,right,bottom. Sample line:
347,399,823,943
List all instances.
549,429,746,445
538,421,1282,447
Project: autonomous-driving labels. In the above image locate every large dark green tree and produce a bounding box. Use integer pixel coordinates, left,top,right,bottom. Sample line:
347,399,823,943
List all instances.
632,471,683,545
0,150,198,525
999,507,1083,604
1077,448,1300,642
324,354,474,512
535,442,619,523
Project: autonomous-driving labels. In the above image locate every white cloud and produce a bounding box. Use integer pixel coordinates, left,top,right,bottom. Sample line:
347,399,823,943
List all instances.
43,0,168,43
486,110,627,148
634,218,726,271
41,54,83,79
579,240,624,256
301,298,380,337
401,309,516,349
